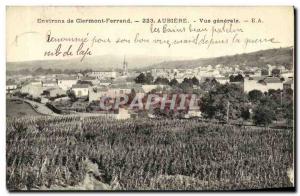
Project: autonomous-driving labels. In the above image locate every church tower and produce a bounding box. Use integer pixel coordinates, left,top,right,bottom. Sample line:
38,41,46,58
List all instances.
122,56,128,76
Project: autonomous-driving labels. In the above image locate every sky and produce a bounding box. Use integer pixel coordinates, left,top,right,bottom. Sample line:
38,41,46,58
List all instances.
6,6,294,62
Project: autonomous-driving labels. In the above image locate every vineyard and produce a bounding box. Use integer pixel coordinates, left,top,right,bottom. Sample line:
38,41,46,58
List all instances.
6,116,294,191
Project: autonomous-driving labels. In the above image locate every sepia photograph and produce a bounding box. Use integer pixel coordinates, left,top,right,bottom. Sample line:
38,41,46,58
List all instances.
6,6,295,191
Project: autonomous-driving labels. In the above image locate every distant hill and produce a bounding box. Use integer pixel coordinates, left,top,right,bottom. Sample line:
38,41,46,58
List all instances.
6,55,175,72
7,47,294,74
146,47,294,70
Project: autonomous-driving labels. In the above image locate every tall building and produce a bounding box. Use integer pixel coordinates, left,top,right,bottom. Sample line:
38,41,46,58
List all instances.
122,56,128,76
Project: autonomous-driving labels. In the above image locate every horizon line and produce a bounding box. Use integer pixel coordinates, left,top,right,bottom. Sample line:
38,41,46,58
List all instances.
6,46,294,64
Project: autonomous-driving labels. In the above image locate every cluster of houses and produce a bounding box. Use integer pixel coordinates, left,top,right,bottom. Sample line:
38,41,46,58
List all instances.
243,76,293,92
6,62,294,107
151,64,245,83
6,72,145,101
150,63,294,92
6,58,171,106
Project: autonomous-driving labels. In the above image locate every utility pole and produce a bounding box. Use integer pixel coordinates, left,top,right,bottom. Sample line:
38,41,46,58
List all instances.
280,91,283,106
226,101,230,124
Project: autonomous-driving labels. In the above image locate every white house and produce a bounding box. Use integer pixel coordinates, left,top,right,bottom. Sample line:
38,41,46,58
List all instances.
6,81,17,93
264,77,284,90
43,87,66,98
215,77,229,84
57,76,78,90
87,71,117,79
151,69,177,80
267,64,276,75
28,79,42,86
42,80,57,87
21,84,44,97
99,79,112,86
142,85,158,93
244,77,283,93
89,84,145,103
71,84,90,97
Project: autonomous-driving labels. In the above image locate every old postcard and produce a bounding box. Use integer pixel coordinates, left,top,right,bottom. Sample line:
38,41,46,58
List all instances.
6,6,295,191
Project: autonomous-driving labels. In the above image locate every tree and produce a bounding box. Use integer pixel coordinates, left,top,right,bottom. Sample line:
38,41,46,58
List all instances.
200,78,219,92
191,76,199,85
145,73,154,84
229,74,244,82
169,78,179,87
266,89,282,107
182,78,193,86
241,107,250,120
253,106,275,126
154,77,169,85
283,102,293,126
201,84,247,121
67,90,77,102
248,90,263,102
179,78,194,92
80,69,93,75
259,96,278,109
261,69,269,76
285,88,293,97
33,97,41,103
271,68,281,77
135,73,153,84
135,73,147,84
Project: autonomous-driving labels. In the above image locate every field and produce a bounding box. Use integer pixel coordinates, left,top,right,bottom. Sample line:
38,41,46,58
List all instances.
6,99,41,118
6,116,294,191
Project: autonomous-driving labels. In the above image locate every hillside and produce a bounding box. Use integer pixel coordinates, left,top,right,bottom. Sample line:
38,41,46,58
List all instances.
147,47,294,70
6,47,294,74
6,55,174,72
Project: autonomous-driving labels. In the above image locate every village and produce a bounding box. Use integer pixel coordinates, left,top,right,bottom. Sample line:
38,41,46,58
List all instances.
6,57,294,121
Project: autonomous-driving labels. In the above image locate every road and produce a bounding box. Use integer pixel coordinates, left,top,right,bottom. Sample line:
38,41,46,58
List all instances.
9,98,61,116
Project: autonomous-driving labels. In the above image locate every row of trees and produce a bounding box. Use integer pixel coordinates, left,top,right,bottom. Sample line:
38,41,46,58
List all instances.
134,72,293,126
201,83,293,126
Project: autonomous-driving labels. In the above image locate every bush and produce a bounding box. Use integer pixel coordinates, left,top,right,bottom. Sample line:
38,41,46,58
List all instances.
248,90,263,102
253,106,275,126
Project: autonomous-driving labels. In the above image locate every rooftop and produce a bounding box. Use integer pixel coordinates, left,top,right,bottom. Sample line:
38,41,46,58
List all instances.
80,76,96,81
44,87,62,91
43,80,57,84
57,76,78,80
72,84,90,89
264,77,282,84
110,83,142,89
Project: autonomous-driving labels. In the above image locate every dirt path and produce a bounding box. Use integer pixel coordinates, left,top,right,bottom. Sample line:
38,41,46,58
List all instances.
9,98,60,116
